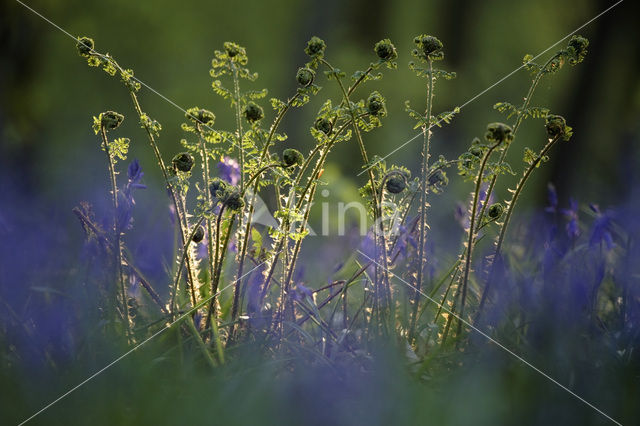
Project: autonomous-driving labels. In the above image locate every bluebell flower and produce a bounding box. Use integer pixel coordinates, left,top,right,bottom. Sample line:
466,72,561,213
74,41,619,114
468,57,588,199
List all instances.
454,183,493,230
218,156,240,186
545,183,558,213
117,159,146,231
589,204,614,250
296,284,313,301
127,159,145,189
561,198,580,240
168,203,176,225
196,233,209,260
358,230,378,277
393,224,417,258
127,271,140,299
454,202,468,230
116,192,134,231
478,182,494,208
359,231,376,261
294,264,306,285
193,311,203,331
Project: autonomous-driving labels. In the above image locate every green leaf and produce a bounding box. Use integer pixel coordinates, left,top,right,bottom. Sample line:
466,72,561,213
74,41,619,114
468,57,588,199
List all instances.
251,227,263,255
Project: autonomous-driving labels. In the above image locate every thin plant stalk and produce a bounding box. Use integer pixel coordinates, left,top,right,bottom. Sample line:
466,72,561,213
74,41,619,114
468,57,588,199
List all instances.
231,64,245,192
259,119,354,304
205,205,229,329
321,59,392,316
231,93,300,331
476,134,561,319
170,216,206,315
195,123,216,298
99,126,132,341
409,58,435,343
125,90,199,311
458,140,502,336
495,135,561,261
477,54,559,222
168,213,226,363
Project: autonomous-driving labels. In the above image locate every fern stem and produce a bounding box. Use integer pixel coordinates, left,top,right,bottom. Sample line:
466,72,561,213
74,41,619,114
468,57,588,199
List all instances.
409,58,435,343
231,65,245,192
458,140,502,336
205,206,232,332
259,119,353,305
170,216,206,315
476,135,561,320
477,54,558,225
100,126,131,341
321,59,392,319
126,91,198,314
195,123,215,292
232,95,299,330
277,119,355,296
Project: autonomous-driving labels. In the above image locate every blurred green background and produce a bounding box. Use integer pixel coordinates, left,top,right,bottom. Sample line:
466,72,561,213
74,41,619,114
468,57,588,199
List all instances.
2,0,639,222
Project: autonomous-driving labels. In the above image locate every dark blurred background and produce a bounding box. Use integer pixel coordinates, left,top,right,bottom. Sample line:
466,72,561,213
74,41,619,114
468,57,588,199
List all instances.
2,0,639,208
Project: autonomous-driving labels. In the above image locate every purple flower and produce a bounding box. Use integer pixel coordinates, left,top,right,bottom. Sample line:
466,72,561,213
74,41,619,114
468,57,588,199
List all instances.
127,271,141,299
394,224,417,258
454,183,493,230
359,231,376,261
296,284,313,300
589,204,614,250
127,158,146,189
561,198,580,240
358,231,378,277
117,159,146,230
218,156,240,185
546,183,558,213
193,311,203,331
196,233,209,259
168,203,176,225
454,202,468,230
478,182,494,207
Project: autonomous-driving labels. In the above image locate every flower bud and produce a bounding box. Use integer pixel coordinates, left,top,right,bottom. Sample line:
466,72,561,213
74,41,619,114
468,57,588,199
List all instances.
296,67,315,87
101,111,124,131
172,152,195,173
314,117,332,135
223,190,245,211
374,39,397,61
386,176,406,194
209,178,229,199
488,203,504,219
414,35,443,58
469,146,483,157
186,107,215,126
224,42,243,58
545,114,572,141
243,102,264,123
485,122,514,144
366,91,385,116
566,35,588,65
304,36,326,57
192,226,205,243
282,148,304,167
76,36,94,57
428,169,447,186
